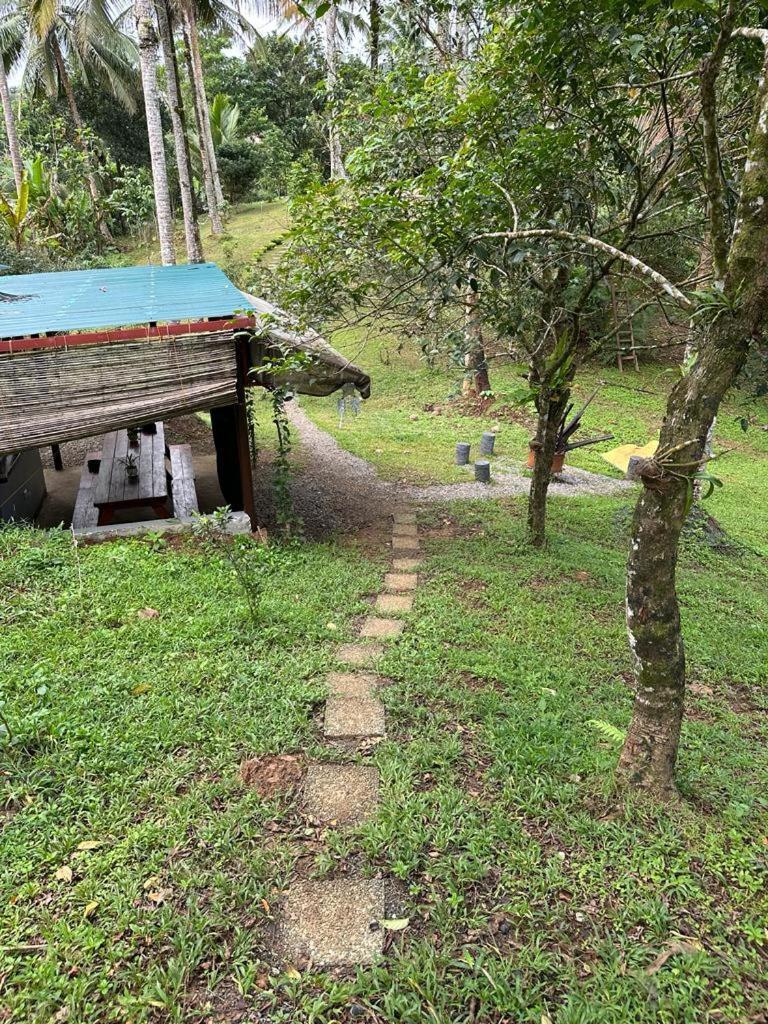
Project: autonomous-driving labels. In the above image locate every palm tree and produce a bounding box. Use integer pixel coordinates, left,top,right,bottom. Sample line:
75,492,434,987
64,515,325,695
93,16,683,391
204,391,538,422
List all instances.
154,0,202,261
134,0,175,263
254,0,356,179
322,2,346,179
0,5,25,195
179,0,225,231
23,0,139,241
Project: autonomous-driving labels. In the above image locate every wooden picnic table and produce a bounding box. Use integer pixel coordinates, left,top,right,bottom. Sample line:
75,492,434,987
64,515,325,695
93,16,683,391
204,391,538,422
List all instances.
93,423,170,526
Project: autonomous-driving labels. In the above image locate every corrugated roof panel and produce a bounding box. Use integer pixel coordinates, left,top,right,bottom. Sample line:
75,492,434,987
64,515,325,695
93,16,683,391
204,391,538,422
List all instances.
0,263,256,340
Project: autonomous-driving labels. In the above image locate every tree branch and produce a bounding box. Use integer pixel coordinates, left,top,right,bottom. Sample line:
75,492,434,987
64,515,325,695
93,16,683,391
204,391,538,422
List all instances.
473,229,692,307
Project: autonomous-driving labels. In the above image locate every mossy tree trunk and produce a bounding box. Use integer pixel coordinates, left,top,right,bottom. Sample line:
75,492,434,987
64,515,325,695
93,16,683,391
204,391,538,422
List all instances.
462,283,490,396
619,23,768,797
527,382,570,547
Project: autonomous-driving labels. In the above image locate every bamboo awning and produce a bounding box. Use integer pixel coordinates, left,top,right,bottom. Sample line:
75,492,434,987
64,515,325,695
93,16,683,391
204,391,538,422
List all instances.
0,264,370,457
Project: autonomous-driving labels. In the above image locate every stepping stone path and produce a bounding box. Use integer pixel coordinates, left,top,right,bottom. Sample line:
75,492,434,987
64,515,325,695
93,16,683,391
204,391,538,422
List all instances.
277,507,422,968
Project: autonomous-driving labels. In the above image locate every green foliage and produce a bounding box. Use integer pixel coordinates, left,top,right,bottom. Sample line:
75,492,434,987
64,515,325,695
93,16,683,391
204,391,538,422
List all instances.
199,31,325,158
217,140,262,201
251,347,314,535
106,166,155,235
191,508,281,623
0,176,30,252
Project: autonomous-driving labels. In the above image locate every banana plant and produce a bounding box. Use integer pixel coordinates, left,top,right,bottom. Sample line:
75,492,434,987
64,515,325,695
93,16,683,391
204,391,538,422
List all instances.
0,174,30,252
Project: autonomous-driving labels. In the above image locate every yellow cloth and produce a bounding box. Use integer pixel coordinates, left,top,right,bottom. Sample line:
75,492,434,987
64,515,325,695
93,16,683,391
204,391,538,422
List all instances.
601,439,658,473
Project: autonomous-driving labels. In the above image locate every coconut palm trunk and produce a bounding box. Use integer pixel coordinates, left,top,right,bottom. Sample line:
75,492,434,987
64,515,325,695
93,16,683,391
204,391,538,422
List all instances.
134,0,176,265
49,32,112,242
322,3,346,180
369,0,380,73
154,0,202,262
0,57,24,196
180,0,225,222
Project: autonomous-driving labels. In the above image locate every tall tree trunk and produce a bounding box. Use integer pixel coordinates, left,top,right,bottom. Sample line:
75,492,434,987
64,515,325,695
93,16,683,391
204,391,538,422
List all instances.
369,0,381,74
179,22,221,236
323,4,346,180
135,0,176,265
461,284,490,396
0,58,24,197
180,0,225,220
49,33,112,242
155,0,203,263
527,386,569,547
618,26,768,797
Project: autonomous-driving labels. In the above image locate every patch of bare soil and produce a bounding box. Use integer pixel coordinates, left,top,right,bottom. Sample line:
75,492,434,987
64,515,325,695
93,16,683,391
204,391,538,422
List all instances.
456,580,489,609
185,977,268,1023
164,414,217,455
338,519,392,556
240,754,304,798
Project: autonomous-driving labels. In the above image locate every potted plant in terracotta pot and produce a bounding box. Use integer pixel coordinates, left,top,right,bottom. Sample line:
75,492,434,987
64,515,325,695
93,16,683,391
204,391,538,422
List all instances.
527,389,614,474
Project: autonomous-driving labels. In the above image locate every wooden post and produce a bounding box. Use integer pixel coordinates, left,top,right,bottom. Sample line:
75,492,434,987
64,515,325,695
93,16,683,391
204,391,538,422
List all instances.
235,336,256,526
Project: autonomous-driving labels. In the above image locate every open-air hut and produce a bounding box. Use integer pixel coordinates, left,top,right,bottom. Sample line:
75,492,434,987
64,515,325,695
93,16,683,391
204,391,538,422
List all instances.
0,263,370,530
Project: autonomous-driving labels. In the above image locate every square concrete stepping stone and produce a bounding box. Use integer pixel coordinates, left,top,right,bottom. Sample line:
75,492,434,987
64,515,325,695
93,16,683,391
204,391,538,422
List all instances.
393,557,421,572
279,879,385,966
392,524,418,539
359,616,404,639
393,513,416,526
384,572,417,592
326,671,379,698
392,536,420,553
324,695,385,738
303,764,379,824
337,642,385,668
375,593,413,615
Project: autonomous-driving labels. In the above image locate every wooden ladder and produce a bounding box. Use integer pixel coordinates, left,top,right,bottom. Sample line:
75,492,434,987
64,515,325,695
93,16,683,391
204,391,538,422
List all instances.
610,281,640,372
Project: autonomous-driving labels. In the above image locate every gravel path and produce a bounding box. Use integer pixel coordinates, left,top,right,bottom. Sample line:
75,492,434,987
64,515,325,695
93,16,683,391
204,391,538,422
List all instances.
280,402,633,535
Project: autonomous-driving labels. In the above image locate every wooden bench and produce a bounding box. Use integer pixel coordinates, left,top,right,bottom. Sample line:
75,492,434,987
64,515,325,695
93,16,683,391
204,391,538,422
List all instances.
72,451,101,530
169,444,199,520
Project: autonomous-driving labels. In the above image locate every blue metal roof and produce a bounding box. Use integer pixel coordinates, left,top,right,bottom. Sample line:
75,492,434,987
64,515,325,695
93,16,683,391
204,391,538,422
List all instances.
0,263,255,339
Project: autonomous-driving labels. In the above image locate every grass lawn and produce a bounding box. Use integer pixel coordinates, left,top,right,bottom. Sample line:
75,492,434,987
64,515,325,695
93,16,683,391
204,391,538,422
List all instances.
2,498,766,1022
111,201,290,283
0,528,381,1023
301,328,768,554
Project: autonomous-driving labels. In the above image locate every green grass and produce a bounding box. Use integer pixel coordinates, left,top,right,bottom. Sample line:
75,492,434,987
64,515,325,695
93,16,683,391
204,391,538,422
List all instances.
301,327,768,553
111,201,290,284
310,498,767,1024
3,501,767,1022
0,527,381,1023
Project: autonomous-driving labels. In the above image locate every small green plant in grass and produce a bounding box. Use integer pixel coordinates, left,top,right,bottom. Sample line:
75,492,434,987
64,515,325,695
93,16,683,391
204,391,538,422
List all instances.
250,346,312,537
192,506,280,624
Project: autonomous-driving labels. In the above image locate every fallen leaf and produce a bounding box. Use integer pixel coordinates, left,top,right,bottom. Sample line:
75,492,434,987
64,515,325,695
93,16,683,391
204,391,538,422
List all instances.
77,841,102,851
645,939,703,975
83,901,99,919
54,865,73,883
137,608,160,619
143,876,160,890
379,917,410,931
